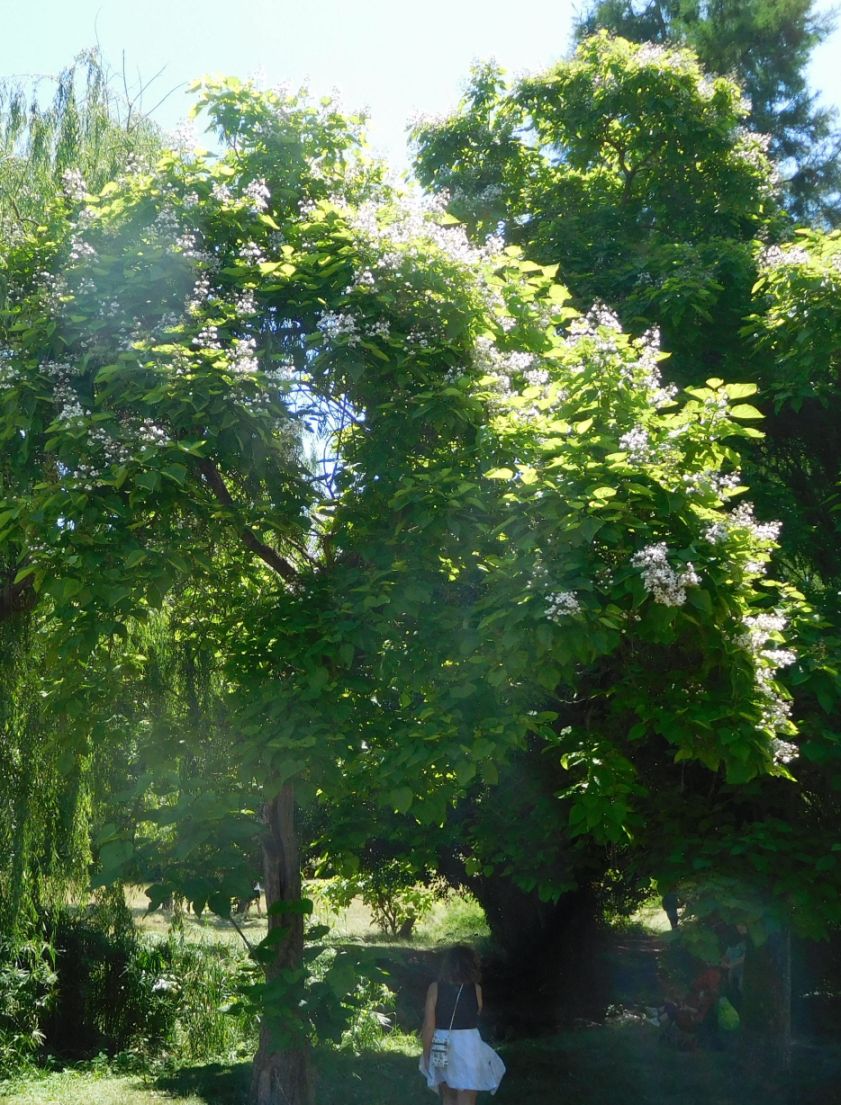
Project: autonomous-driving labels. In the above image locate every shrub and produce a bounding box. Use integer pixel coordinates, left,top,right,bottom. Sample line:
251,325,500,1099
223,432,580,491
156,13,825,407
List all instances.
0,937,58,1078
320,866,437,938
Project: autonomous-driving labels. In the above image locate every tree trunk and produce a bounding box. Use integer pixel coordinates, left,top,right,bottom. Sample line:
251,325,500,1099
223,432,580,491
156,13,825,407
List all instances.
469,877,608,1033
741,929,791,1069
250,784,314,1105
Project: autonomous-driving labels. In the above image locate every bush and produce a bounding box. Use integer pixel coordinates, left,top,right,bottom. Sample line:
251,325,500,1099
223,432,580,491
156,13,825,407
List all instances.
0,937,58,1078
5,894,258,1072
319,866,437,938
419,889,489,945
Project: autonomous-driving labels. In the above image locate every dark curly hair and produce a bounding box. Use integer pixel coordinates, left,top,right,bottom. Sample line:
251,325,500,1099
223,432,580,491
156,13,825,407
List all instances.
439,944,481,985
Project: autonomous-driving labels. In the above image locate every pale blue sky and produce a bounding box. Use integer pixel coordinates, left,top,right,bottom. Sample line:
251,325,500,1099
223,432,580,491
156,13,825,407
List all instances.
2,0,840,172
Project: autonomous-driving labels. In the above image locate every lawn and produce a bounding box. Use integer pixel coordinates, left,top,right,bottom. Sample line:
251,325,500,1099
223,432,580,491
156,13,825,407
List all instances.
4,1028,841,1105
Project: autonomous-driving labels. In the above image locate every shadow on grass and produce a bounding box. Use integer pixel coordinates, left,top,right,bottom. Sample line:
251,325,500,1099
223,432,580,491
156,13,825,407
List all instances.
145,1025,841,1105
150,1061,251,1105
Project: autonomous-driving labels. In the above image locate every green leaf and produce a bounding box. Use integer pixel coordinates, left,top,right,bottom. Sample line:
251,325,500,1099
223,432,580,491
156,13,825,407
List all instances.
135,470,161,491
162,463,188,486
729,404,763,420
267,898,314,917
724,383,758,399
388,786,413,813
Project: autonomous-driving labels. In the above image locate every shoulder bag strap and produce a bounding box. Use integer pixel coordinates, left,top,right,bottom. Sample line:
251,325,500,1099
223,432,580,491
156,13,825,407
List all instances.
447,984,464,1032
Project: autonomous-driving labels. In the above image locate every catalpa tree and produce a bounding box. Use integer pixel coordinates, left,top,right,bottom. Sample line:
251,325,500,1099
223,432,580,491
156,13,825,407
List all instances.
0,78,804,1102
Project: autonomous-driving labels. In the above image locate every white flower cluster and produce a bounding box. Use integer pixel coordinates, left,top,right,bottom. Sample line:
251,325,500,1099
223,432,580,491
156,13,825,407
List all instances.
61,168,87,202
634,42,693,72
243,178,271,213
735,612,797,748
317,311,360,345
619,426,651,463
0,347,18,386
211,182,233,204
700,394,730,424
239,241,266,266
567,302,622,343
52,380,88,423
629,328,678,407
71,459,105,490
193,324,222,351
153,207,180,239
703,521,729,545
38,270,66,311
350,268,376,290
770,738,798,765
760,245,811,269
68,236,97,264
98,297,122,320
472,336,513,405
187,274,213,314
136,419,170,446
703,501,780,554
170,119,197,155
174,231,208,262
86,424,131,466
73,276,95,297
728,501,781,543
736,612,789,655
735,128,772,171
568,311,676,407
682,469,742,499
154,312,181,336
630,542,700,606
234,290,258,317
40,360,74,381
523,366,550,389
546,591,582,621
229,336,259,375
263,362,295,386
348,190,504,275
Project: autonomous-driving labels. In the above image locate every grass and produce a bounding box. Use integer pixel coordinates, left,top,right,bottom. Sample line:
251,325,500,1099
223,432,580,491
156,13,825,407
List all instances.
125,882,489,950
5,1028,841,1105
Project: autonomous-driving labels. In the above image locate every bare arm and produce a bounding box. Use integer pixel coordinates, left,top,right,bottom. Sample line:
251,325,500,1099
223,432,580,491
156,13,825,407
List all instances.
421,982,438,1061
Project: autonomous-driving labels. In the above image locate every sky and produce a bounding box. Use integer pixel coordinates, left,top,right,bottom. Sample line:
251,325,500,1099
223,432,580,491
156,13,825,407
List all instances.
1,0,840,172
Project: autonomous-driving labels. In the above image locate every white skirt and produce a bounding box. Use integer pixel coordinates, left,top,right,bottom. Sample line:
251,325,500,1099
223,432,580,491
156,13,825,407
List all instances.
419,1028,506,1094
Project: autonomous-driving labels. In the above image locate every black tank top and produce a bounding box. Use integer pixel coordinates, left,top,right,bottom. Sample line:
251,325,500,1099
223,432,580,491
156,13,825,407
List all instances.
435,981,479,1030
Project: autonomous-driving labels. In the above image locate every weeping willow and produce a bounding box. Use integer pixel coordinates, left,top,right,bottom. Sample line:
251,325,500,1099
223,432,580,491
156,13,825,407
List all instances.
0,47,162,238
0,613,93,938
0,49,164,939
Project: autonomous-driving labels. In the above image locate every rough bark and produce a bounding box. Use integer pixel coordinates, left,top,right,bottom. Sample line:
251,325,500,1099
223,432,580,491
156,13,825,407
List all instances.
741,930,791,1069
250,784,314,1105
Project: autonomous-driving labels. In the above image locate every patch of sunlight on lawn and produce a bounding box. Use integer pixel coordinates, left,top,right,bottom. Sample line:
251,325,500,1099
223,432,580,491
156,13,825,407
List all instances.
0,1070,209,1105
630,898,672,933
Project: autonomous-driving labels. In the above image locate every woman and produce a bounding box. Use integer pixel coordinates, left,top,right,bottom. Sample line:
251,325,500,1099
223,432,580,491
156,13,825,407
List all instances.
419,944,505,1102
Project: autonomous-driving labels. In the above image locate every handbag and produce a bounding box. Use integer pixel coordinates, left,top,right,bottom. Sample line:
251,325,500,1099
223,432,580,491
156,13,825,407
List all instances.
429,984,463,1069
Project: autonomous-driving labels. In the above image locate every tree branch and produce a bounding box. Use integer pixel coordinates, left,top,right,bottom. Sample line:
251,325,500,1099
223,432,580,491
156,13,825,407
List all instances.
196,457,300,584
228,909,255,952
